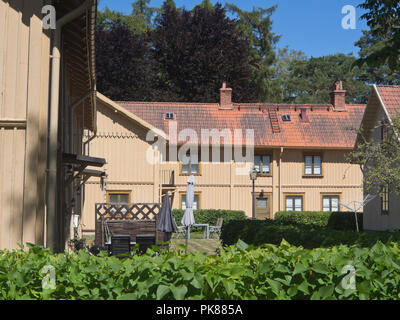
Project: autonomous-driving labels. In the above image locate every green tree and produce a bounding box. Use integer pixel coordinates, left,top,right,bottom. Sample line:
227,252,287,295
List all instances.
355,30,400,85
97,6,136,30
277,53,371,104
270,47,308,103
97,0,158,34
356,0,400,72
198,0,214,10
226,3,280,102
130,0,159,33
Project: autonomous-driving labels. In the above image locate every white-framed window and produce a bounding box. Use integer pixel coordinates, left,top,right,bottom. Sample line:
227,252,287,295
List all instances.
107,192,131,204
107,191,131,215
305,155,322,175
254,155,271,175
181,151,199,175
181,194,199,210
322,195,340,212
286,196,303,212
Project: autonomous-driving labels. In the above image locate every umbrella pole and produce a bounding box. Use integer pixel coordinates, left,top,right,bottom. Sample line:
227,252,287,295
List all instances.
185,227,189,254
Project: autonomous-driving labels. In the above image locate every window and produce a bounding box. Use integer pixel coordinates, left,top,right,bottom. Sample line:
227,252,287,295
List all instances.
380,186,389,215
181,194,200,210
381,124,388,141
304,155,322,175
285,195,303,212
254,155,271,175
107,191,131,215
181,151,200,175
165,112,175,120
107,192,131,204
322,195,340,212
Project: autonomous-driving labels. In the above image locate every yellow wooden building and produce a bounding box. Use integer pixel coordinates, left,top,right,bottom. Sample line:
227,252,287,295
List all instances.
81,83,366,235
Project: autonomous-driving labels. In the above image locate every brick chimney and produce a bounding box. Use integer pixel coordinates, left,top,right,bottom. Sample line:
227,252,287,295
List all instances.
219,82,233,110
330,81,347,112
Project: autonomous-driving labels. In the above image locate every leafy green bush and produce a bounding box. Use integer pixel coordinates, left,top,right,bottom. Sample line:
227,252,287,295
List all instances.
173,209,246,231
327,211,363,231
275,211,330,227
275,211,363,231
221,220,400,249
2,241,400,300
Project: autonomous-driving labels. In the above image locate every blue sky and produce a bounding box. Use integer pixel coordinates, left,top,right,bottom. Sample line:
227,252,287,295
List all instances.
98,0,369,58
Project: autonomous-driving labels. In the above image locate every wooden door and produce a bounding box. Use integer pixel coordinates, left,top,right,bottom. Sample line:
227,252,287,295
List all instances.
255,196,271,220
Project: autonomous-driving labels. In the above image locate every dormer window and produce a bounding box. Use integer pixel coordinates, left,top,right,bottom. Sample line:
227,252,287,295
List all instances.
282,115,291,122
165,112,175,120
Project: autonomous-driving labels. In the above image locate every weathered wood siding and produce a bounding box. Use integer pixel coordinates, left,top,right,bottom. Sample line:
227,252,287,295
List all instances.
0,0,50,249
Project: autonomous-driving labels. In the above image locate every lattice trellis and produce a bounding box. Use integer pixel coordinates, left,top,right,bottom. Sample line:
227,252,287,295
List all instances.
95,203,161,221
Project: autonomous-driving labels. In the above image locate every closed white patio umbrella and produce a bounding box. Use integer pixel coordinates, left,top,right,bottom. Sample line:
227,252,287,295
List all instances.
181,175,196,253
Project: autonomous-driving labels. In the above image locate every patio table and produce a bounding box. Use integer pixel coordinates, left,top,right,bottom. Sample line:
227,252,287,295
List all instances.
187,224,210,240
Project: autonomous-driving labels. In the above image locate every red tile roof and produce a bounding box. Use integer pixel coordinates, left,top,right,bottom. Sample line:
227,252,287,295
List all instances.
375,85,400,119
117,101,366,149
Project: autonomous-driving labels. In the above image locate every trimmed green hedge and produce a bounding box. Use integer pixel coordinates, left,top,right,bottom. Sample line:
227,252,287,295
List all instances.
172,210,247,230
327,211,363,231
275,211,330,227
221,220,400,249
275,211,363,231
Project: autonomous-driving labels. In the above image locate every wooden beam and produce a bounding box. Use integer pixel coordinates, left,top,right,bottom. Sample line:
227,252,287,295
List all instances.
0,119,27,128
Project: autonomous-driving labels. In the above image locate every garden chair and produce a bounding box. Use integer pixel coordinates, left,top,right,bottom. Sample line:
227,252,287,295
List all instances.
136,234,156,254
209,218,223,239
174,226,187,239
108,235,132,258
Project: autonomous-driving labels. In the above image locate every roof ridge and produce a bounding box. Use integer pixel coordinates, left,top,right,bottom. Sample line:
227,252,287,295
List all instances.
116,101,219,106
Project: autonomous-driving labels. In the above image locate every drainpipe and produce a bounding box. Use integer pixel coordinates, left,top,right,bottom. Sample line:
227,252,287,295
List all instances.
46,0,92,252
279,147,283,212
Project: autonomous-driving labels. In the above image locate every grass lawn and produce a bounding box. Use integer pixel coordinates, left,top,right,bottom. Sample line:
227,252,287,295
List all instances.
170,232,221,255
170,239,221,255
